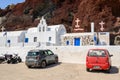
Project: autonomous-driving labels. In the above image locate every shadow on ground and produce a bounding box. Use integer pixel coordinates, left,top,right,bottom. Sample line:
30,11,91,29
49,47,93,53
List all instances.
46,62,62,68
29,62,62,69
109,66,119,74
89,66,119,74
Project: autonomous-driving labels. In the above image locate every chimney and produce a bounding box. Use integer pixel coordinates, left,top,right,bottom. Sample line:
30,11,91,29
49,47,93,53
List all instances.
91,22,94,33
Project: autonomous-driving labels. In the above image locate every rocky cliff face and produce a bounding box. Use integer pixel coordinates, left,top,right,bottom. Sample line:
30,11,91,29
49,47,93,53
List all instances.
73,0,120,32
0,0,120,32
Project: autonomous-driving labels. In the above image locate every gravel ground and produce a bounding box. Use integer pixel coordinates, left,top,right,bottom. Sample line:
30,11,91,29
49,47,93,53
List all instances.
0,63,119,80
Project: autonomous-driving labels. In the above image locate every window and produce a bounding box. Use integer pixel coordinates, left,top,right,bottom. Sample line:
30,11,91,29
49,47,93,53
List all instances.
88,50,106,57
49,37,52,41
39,27,41,32
48,28,51,31
27,52,39,56
47,50,54,55
41,51,46,56
41,21,43,24
7,40,11,43
34,37,37,42
43,26,45,32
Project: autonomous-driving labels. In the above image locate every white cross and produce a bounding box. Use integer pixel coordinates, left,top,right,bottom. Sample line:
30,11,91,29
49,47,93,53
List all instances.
1,26,5,32
75,18,80,28
99,21,105,31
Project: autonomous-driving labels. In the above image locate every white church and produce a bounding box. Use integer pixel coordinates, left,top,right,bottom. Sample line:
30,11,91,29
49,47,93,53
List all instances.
0,17,66,47
25,17,66,46
0,17,110,47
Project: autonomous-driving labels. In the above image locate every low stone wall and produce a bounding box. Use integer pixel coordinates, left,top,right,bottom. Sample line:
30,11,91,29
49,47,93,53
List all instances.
0,46,120,67
47,46,120,67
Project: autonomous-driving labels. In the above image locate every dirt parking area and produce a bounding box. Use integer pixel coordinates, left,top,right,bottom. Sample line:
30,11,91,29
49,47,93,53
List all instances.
0,63,120,80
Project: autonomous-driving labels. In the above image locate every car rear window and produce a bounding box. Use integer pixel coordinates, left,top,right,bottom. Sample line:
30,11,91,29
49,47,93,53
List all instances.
27,52,40,56
88,50,106,57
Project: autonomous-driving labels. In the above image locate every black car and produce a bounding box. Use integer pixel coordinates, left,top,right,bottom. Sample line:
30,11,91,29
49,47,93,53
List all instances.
25,49,58,68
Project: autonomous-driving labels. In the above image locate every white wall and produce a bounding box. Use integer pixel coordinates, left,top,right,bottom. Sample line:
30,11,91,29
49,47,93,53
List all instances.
0,46,120,67
7,36,18,43
0,37,6,46
26,31,56,43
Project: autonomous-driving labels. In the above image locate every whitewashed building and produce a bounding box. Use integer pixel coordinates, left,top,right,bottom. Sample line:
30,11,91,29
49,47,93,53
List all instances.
61,33,95,46
61,21,110,46
25,17,66,46
0,31,26,47
0,17,110,47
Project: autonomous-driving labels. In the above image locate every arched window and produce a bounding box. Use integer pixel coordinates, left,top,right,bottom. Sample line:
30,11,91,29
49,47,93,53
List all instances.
39,27,41,32
43,26,45,32
41,21,43,24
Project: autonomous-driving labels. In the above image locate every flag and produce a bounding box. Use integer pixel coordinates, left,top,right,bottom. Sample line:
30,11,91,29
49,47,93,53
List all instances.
3,32,7,36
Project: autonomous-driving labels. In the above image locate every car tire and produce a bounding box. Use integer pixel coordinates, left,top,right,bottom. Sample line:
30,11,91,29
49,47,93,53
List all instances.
105,67,111,73
27,66,32,68
41,61,46,68
86,68,90,72
55,57,58,64
107,66,112,73
105,69,110,73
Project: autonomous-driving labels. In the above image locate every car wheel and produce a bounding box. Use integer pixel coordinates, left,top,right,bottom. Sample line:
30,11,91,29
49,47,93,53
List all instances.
27,66,32,68
105,66,112,73
41,61,46,68
86,68,90,72
105,69,110,73
105,68,111,73
55,57,58,64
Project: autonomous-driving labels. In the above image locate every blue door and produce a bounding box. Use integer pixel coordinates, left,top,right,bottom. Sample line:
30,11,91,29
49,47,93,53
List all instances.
66,41,69,45
74,38,80,46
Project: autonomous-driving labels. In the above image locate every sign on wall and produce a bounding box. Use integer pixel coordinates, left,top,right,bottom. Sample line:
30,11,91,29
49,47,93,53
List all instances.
98,32,109,45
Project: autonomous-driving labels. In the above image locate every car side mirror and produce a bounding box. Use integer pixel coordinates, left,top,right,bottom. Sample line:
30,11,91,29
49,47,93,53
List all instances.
109,54,113,57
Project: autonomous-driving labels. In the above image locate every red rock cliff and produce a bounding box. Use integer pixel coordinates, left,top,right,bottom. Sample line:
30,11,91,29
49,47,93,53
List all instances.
0,0,120,33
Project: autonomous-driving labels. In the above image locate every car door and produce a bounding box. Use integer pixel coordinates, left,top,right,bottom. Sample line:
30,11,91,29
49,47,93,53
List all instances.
46,50,55,63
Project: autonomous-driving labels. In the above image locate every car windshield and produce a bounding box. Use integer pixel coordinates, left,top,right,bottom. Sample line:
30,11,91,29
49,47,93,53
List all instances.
88,50,106,57
27,52,39,56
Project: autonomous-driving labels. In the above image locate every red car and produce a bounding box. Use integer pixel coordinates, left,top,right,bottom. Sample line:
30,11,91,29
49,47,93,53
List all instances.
86,49,113,72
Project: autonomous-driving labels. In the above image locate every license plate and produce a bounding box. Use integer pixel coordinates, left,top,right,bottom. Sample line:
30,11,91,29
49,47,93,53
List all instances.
93,66,100,69
29,58,34,61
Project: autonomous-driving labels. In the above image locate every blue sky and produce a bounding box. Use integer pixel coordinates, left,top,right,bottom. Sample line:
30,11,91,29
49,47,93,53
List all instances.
0,0,25,9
